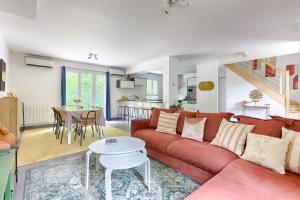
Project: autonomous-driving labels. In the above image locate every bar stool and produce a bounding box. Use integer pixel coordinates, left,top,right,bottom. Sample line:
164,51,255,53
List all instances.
117,106,128,122
141,108,151,119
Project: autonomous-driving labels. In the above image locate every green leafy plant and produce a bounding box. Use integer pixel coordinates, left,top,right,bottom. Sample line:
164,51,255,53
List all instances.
170,100,183,109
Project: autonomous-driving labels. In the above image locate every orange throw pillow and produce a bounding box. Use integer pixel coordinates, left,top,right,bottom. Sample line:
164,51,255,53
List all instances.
0,133,16,146
0,125,9,135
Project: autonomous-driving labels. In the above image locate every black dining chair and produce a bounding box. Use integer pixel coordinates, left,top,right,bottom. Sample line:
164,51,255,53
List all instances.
53,108,66,144
51,107,58,133
74,110,102,146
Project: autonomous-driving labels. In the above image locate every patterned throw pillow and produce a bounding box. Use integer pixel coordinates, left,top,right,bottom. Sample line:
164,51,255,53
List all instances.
282,127,300,175
181,118,207,141
211,119,255,156
241,133,289,174
156,112,180,134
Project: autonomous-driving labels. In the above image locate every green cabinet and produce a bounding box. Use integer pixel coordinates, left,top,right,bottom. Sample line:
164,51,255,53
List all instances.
0,150,15,200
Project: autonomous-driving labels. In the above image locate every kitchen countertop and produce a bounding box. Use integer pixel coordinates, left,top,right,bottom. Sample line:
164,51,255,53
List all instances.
117,100,164,103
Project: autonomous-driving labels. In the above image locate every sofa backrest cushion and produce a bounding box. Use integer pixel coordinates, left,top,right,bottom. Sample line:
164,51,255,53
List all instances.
270,115,300,132
235,115,286,138
176,111,197,134
149,107,177,129
196,112,234,142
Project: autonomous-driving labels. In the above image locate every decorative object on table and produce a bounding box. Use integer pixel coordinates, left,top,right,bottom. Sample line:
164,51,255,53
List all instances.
73,98,82,108
7,92,15,97
170,100,183,109
120,96,127,101
105,138,117,144
23,154,199,200
198,81,215,91
0,59,6,91
249,89,263,103
286,64,299,90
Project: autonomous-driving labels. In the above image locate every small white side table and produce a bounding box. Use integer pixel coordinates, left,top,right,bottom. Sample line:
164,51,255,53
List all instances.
85,136,146,190
100,148,150,200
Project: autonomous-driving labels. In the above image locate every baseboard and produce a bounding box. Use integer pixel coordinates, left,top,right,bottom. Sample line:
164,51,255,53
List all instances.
21,124,53,131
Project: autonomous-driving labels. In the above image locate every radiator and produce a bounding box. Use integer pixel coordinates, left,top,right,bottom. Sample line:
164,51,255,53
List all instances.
22,106,54,126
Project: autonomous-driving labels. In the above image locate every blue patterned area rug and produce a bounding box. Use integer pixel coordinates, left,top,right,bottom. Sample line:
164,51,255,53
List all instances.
23,153,200,200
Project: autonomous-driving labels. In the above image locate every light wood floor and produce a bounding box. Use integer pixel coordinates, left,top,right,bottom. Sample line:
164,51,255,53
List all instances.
18,124,130,166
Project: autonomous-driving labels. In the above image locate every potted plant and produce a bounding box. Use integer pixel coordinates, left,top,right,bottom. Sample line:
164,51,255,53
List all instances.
170,100,183,109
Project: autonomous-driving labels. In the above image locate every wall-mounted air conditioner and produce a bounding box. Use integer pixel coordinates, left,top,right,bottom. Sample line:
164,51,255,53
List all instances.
109,68,125,76
24,56,54,68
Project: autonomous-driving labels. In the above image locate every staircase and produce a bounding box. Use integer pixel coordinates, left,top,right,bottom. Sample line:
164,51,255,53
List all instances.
225,60,300,119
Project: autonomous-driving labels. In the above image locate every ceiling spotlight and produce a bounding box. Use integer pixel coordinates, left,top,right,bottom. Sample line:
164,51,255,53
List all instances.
88,53,98,60
164,0,189,15
235,52,248,59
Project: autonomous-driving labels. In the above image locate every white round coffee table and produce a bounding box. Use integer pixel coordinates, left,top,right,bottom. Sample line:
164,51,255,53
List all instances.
85,136,146,190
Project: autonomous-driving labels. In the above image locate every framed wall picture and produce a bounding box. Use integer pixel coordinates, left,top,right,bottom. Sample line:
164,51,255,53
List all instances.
0,59,6,91
286,64,299,90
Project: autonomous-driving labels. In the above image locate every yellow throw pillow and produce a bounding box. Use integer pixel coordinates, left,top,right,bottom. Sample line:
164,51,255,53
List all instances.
156,111,180,134
241,133,289,174
282,127,300,175
181,117,207,141
211,119,255,155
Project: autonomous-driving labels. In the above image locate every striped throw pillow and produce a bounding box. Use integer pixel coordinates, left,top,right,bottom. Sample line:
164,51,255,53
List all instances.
211,119,255,155
282,127,300,175
156,111,180,134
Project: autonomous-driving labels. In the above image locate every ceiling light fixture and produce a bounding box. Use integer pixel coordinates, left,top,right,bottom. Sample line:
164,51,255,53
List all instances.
235,52,248,59
88,53,98,60
164,0,189,15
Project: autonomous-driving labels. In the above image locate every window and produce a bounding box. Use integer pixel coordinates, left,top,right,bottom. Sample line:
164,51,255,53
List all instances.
66,71,78,106
146,79,158,100
66,69,105,108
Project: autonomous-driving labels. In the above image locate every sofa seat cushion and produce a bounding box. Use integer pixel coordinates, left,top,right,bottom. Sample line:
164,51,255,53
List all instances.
167,139,238,174
185,159,300,200
133,129,180,153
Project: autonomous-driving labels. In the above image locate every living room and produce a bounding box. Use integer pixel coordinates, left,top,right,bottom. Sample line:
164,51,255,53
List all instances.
1,0,300,200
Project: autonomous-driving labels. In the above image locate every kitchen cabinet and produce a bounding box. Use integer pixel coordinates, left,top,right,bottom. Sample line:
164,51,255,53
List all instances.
131,77,146,86
117,80,135,89
187,77,197,86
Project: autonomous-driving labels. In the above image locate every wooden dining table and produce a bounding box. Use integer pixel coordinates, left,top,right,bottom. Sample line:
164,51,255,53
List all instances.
60,105,106,144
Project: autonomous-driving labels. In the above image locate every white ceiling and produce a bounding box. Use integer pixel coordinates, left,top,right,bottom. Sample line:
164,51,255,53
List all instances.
0,0,300,67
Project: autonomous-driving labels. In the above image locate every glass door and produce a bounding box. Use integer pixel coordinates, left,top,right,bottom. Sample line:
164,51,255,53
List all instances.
81,73,93,107
66,68,106,108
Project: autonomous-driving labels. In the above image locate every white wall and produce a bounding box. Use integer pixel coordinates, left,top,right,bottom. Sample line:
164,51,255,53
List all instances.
196,61,219,112
110,73,163,118
9,52,108,108
132,73,163,100
126,57,169,74
276,53,300,101
178,72,196,100
0,33,9,96
163,57,178,107
225,69,284,118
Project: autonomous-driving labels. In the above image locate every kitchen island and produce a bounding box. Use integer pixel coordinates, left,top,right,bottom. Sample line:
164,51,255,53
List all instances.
117,100,164,108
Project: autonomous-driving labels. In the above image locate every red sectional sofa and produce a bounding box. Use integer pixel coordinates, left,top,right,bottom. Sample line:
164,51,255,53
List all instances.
131,109,300,200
